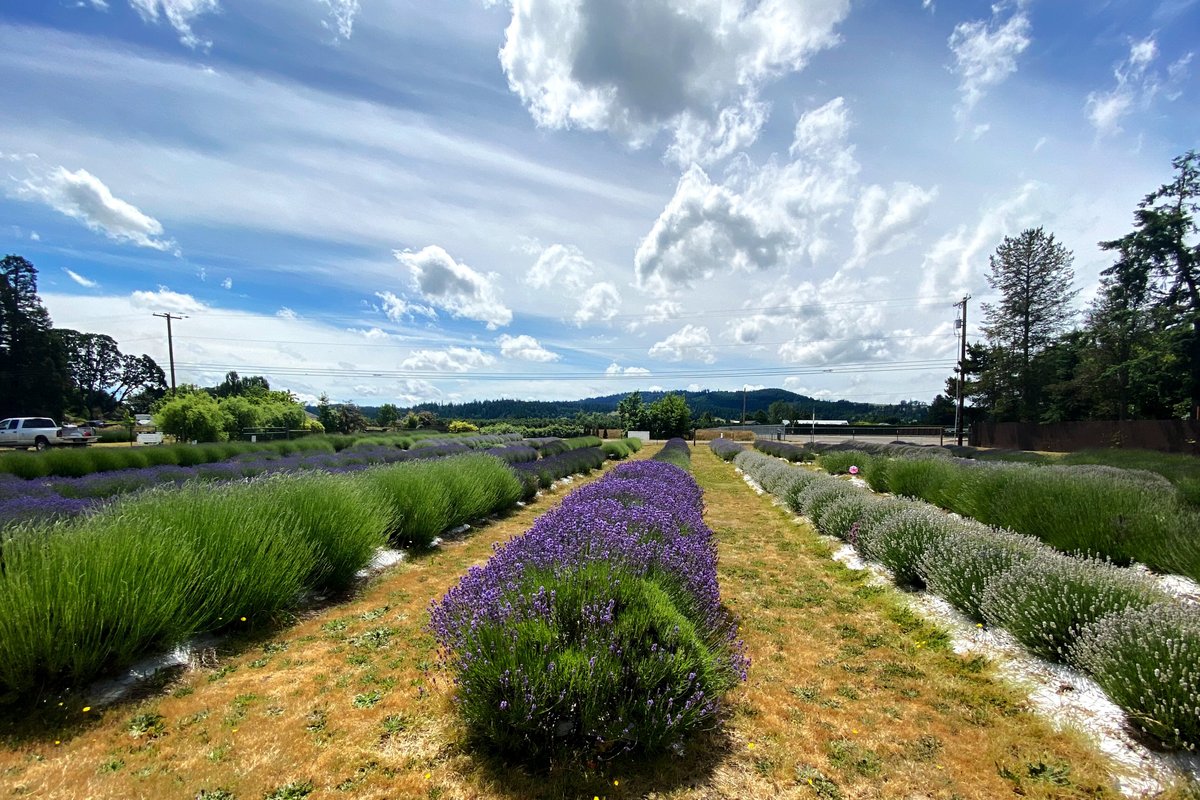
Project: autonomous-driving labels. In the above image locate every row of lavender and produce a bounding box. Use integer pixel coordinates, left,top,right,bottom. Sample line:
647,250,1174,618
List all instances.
0,435,607,527
430,453,747,761
731,448,1199,750
748,438,1200,583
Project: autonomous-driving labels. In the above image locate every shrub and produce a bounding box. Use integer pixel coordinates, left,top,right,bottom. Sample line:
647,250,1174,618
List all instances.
793,477,857,521
709,437,743,461
979,553,1168,662
753,439,814,462
917,526,1048,621
653,438,691,469
813,492,875,540
430,461,745,761
1070,603,1200,749
448,420,479,433
818,450,870,476
855,506,957,588
154,392,232,443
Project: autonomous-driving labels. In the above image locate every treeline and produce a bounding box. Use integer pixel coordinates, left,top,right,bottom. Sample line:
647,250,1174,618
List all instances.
942,151,1200,425
0,255,166,421
402,389,932,427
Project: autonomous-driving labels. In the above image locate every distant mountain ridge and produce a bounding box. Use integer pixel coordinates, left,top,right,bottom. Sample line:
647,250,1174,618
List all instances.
326,388,930,424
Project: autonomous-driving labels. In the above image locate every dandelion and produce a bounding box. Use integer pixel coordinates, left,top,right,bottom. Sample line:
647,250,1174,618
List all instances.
613,779,619,786
747,742,755,749
82,706,91,713
240,616,247,622
424,772,431,780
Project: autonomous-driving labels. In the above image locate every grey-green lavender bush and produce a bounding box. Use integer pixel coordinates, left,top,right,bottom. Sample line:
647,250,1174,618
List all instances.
917,525,1048,621
855,505,957,588
980,553,1169,662
813,493,876,540
793,477,858,522
1069,603,1200,750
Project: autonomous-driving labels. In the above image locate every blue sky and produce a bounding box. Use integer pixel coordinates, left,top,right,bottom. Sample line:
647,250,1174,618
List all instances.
0,0,1196,407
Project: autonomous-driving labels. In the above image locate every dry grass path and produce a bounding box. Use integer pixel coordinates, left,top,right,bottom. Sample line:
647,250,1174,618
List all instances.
0,444,1169,799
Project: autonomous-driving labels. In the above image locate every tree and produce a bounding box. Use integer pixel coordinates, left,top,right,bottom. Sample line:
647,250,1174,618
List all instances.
0,255,71,419
155,391,232,442
979,228,1077,422
376,403,401,428
646,393,691,439
616,391,645,431
767,400,797,424
1099,151,1200,419
55,330,166,416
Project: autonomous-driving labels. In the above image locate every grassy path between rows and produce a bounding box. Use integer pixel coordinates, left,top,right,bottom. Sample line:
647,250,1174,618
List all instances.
0,444,1174,799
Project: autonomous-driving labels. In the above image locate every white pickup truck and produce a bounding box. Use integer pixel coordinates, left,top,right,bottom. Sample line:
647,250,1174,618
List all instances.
0,417,97,450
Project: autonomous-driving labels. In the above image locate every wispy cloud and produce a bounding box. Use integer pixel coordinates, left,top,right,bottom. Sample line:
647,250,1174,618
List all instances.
64,268,99,288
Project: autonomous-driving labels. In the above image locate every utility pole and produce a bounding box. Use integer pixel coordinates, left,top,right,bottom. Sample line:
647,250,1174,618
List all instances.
153,312,187,391
741,386,747,425
953,295,970,446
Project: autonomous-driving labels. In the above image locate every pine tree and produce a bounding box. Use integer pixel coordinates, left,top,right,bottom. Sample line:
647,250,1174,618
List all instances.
0,255,71,419
979,228,1077,422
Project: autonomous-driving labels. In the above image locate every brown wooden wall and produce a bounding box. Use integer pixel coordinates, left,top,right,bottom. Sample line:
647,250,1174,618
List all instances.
972,420,1200,454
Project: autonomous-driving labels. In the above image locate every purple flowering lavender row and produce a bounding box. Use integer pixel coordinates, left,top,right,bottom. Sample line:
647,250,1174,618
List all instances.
429,459,747,761
707,437,743,461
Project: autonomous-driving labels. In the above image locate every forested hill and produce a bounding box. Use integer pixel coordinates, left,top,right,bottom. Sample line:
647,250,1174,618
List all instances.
382,389,929,424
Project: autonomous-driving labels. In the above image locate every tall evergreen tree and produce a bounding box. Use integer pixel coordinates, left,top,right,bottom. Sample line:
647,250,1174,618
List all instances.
978,228,1077,422
0,255,70,419
1098,150,1200,419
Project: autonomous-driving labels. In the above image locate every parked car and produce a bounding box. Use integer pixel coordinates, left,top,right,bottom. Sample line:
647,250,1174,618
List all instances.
0,418,97,450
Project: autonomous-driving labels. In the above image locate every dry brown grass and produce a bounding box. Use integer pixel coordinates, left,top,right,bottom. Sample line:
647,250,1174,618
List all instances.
0,444,1185,799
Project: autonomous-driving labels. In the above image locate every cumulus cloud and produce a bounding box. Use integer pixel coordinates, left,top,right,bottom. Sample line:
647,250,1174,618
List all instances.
64,268,99,289
497,333,559,362
5,158,177,253
605,362,652,376
850,182,939,266
625,300,684,332
494,0,850,164
774,273,892,365
129,286,208,314
1085,36,1192,137
648,324,716,363
949,3,1031,130
574,281,621,326
635,97,860,294
374,290,437,323
393,246,512,329
128,0,220,49
399,347,496,372
277,307,298,320
317,0,359,40
220,277,232,289
524,243,594,292
391,379,442,406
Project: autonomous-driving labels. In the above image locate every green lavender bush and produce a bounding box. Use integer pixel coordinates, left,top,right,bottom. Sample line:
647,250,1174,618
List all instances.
813,493,875,540
818,450,871,476
979,553,1168,662
1070,603,1200,749
793,477,858,522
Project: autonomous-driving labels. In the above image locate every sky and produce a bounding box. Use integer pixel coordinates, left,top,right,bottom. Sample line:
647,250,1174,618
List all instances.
0,0,1196,408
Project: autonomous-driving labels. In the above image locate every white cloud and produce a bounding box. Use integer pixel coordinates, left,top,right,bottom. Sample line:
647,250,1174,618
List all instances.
129,286,209,314
393,246,512,329
497,333,559,362
317,0,360,40
949,3,1031,129
850,182,938,266
728,314,770,344
390,379,442,406
1085,36,1191,137
220,277,232,290
625,300,684,332
524,243,593,291
64,268,99,288
494,0,850,164
5,158,177,253
399,347,496,372
358,327,391,340
574,281,621,326
127,0,220,49
636,97,859,294
605,362,652,376
277,307,298,320
917,181,1040,299
374,290,437,323
648,323,716,363
774,273,892,365
29,231,40,241
686,382,701,392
